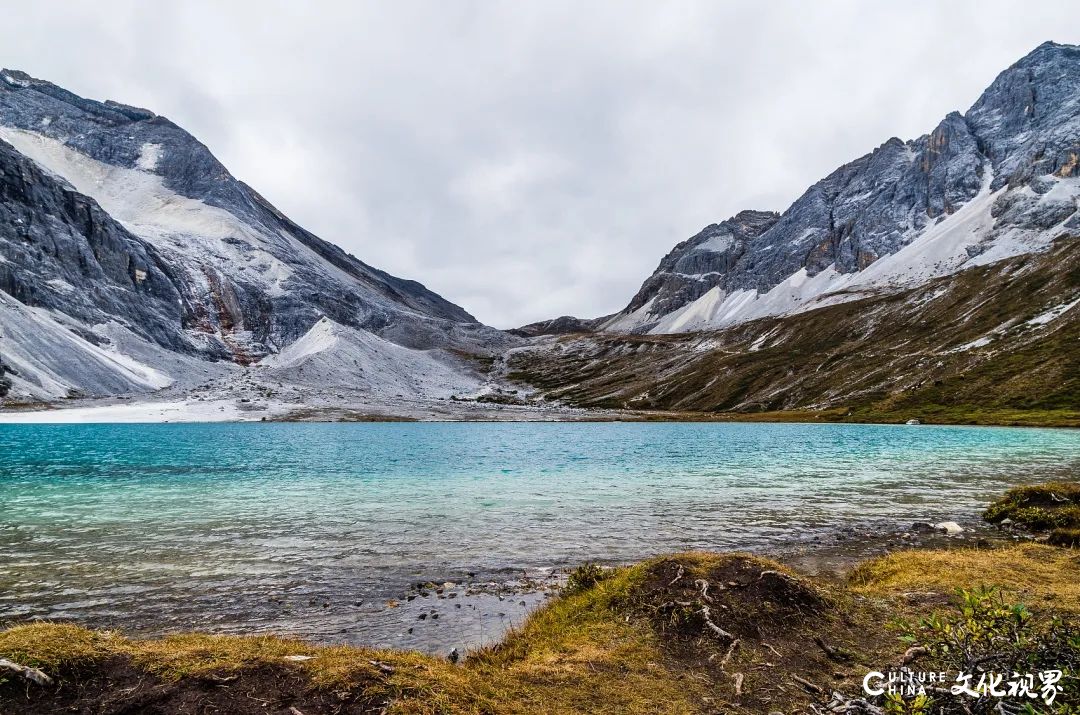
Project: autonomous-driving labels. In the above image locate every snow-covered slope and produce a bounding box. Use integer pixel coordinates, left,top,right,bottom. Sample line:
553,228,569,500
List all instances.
0,291,170,399
0,69,514,402
600,42,1080,335
257,317,483,398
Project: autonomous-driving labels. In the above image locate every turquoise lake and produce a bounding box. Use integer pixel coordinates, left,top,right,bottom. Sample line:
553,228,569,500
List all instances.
1,422,1077,651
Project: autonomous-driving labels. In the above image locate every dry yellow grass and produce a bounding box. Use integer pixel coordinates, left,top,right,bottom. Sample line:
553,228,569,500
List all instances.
849,542,1080,610
0,563,708,715
0,622,120,669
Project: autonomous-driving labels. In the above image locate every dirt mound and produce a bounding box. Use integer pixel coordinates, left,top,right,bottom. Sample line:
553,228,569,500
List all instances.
638,554,829,643
629,553,882,713
0,656,387,715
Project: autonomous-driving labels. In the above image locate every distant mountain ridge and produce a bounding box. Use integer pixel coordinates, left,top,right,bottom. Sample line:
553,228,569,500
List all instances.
0,69,512,401
558,41,1080,335
504,42,1079,424
1,43,1077,420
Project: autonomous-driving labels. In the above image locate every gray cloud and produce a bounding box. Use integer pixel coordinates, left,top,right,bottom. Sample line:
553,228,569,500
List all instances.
2,1,1078,327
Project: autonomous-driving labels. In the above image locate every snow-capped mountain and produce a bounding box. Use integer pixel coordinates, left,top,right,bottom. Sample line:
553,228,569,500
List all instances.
1,43,1076,419
0,69,512,402
601,41,1080,335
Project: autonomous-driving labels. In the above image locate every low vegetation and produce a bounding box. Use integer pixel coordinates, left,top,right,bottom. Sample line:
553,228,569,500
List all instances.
4,484,1080,713
849,542,1080,610
892,587,1080,714
506,240,1080,427
983,481,1080,547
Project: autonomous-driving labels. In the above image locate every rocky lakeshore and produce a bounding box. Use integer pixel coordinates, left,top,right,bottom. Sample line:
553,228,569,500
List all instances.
2,481,1078,714
0,512,1017,660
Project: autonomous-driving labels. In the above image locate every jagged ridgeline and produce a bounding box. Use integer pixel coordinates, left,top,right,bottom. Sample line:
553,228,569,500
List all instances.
584,41,1080,334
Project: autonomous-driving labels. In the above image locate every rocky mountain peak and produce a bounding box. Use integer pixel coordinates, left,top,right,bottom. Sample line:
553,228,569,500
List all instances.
599,41,1080,336
965,42,1080,190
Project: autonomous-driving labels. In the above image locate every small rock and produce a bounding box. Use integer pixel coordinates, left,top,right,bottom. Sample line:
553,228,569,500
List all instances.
934,521,963,535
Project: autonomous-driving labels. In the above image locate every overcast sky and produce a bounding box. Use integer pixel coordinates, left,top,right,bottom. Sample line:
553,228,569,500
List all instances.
2,2,1078,327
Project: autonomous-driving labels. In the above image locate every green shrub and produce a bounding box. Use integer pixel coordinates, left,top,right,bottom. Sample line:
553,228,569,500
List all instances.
564,563,610,595
984,482,1080,531
893,587,1080,713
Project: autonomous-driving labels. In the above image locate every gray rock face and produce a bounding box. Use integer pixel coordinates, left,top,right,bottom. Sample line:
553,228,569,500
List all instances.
0,68,514,397
606,42,1080,334
0,354,9,397
620,210,780,319
967,42,1080,190
0,138,202,349
508,314,611,338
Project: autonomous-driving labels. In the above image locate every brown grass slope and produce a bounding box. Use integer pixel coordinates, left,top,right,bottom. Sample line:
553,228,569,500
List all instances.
506,238,1080,425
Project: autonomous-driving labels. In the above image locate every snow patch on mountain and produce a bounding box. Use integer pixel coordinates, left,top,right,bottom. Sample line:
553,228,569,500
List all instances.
0,292,174,400
0,126,295,299
1027,297,1080,326
948,336,993,353
620,168,1079,335
135,142,163,171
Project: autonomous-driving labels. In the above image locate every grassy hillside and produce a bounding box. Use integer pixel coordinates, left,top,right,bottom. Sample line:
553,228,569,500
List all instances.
506,239,1080,426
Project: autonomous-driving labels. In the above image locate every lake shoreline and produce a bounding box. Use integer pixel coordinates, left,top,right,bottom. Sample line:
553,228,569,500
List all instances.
2,421,1077,659
0,509,1020,657
2,513,1075,714
3,480,1078,713
1,395,1078,427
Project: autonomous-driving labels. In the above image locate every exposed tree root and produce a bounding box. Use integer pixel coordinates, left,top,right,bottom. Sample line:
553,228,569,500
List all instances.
0,658,52,686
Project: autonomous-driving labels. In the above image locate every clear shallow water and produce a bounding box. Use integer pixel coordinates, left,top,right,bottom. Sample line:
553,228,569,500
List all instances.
0,422,1077,650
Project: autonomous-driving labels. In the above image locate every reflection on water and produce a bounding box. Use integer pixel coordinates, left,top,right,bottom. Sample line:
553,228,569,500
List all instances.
0,422,1077,650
